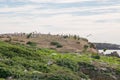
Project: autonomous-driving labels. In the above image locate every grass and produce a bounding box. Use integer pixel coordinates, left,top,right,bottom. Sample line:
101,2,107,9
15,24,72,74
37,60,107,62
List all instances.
0,41,120,80
0,33,96,53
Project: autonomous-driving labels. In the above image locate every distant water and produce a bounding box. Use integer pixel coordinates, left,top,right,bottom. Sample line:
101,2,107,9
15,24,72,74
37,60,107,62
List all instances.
99,50,120,56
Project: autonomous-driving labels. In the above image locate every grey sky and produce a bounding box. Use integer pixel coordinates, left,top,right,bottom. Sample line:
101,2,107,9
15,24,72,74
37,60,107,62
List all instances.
0,0,120,44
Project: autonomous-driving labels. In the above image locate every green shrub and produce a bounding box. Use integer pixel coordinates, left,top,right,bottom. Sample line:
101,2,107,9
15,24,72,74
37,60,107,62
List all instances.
38,65,50,73
50,42,59,45
0,68,12,78
78,72,89,79
63,35,69,39
84,45,89,49
27,33,32,38
0,46,35,58
50,41,63,48
83,45,89,52
91,54,100,59
78,62,95,70
73,35,77,40
56,44,63,48
103,48,107,52
56,58,79,71
26,41,37,46
47,71,80,80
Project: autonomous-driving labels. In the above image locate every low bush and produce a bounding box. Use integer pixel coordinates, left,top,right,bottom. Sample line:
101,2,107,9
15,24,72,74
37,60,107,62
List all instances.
63,35,69,39
76,42,80,44
56,44,63,48
26,41,37,46
0,68,12,78
50,41,63,48
91,54,100,59
27,33,32,38
56,58,79,71
47,71,80,80
50,41,59,45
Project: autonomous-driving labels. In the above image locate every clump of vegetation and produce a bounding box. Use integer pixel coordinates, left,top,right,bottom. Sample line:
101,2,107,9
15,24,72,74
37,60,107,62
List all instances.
56,58,79,71
63,35,69,39
56,44,63,48
76,41,80,44
47,70,80,80
103,48,107,52
73,35,77,40
0,41,120,80
50,41,60,45
83,45,89,52
73,35,80,40
26,41,37,46
81,38,88,42
50,41,63,48
27,33,32,38
91,54,100,59
89,42,96,49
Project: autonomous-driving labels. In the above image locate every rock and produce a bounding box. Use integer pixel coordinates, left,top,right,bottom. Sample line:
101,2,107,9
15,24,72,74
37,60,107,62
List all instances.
106,51,120,58
47,60,53,65
7,76,13,80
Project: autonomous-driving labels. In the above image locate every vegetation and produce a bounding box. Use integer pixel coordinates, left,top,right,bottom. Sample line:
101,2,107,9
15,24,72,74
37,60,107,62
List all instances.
83,45,89,52
26,41,37,46
50,41,60,45
103,48,107,52
0,33,97,53
50,41,63,48
63,35,69,39
89,42,96,49
91,54,100,59
27,33,32,38
56,44,63,48
0,41,120,80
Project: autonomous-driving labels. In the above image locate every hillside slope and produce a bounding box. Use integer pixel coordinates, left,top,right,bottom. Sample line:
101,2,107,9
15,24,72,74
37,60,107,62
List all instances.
0,33,98,53
0,41,120,80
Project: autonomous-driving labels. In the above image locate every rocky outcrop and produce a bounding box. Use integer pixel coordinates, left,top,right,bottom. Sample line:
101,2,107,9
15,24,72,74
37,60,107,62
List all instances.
78,62,120,80
106,51,120,58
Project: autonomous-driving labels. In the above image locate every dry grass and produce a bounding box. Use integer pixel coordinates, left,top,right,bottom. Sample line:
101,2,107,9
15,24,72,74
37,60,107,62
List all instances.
0,33,98,53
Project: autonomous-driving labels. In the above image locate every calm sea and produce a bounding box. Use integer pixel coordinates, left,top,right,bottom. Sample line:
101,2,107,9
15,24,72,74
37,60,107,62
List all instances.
98,50,120,56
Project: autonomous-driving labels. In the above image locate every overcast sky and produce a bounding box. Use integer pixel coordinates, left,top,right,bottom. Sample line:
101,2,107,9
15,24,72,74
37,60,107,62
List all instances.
0,0,120,44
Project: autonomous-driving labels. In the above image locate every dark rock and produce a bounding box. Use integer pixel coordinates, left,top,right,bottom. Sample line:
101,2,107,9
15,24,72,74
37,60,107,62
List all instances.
106,51,120,58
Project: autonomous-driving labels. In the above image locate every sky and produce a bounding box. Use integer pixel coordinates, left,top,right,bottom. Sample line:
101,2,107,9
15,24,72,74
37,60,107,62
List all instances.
0,0,120,44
